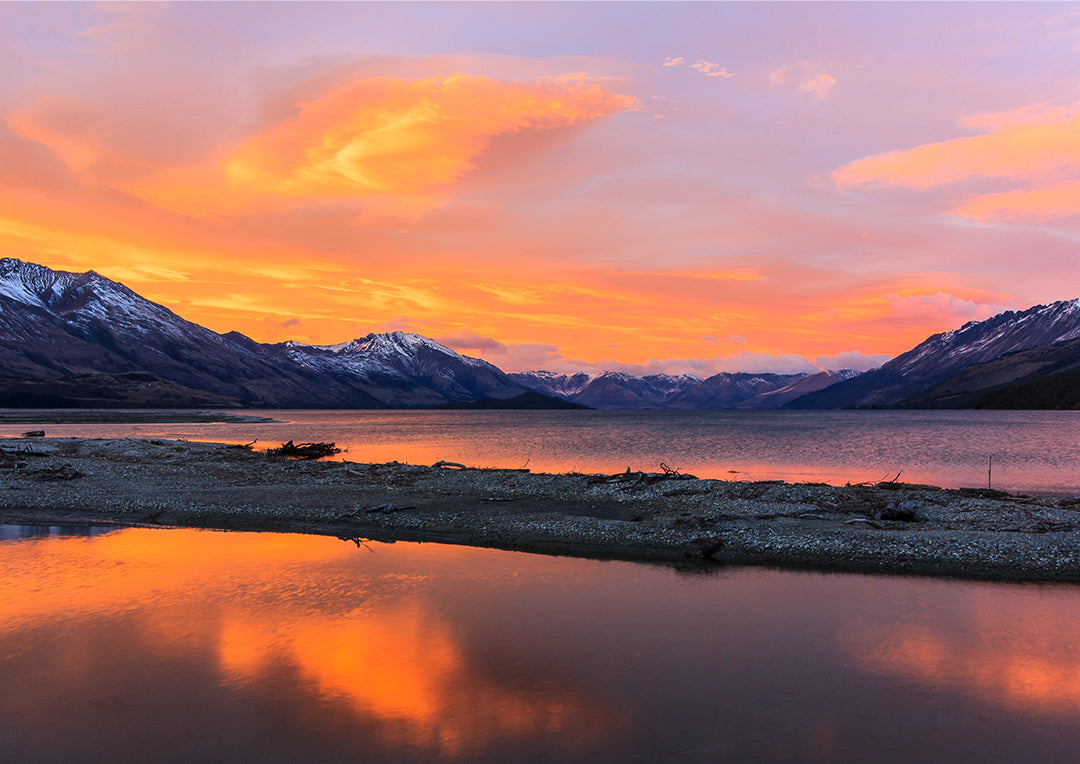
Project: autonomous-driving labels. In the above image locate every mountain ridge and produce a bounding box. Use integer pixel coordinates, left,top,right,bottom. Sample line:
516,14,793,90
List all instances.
0,258,523,408
1,258,1076,410
785,299,1080,409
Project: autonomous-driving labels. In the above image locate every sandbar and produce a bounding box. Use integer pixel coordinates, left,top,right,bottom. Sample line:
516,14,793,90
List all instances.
2,437,1078,582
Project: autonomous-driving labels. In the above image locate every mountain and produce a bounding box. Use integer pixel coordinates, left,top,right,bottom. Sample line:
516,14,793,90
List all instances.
509,371,704,408
898,336,1080,409
736,369,863,409
270,333,525,408
509,369,861,409
0,372,246,408
0,258,527,408
786,299,1080,409
974,368,1080,410
6,257,1073,411
509,371,594,400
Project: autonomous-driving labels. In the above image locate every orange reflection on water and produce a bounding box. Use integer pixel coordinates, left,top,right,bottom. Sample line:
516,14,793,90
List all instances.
0,528,622,757
219,603,610,756
845,588,1080,716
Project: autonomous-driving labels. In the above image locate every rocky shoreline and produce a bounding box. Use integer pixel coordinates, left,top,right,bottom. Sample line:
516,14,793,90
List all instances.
2,437,1079,582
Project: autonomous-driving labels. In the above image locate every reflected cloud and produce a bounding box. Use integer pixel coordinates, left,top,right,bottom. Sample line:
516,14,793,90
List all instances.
219,603,619,756
845,590,1080,716
0,529,624,757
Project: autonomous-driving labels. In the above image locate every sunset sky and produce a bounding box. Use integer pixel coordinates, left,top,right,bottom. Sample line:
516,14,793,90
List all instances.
2,2,1079,375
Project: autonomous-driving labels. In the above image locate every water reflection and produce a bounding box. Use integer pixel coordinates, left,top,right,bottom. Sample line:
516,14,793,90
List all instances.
0,523,117,541
0,528,623,761
845,584,1080,717
4,527,1080,761
217,604,621,757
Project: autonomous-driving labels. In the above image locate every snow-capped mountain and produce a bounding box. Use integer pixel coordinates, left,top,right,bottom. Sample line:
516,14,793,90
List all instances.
729,369,863,409
509,371,704,409
899,335,1080,409
787,299,1080,409
2,258,1076,410
508,371,594,400
0,259,525,408
508,369,860,409
278,332,525,407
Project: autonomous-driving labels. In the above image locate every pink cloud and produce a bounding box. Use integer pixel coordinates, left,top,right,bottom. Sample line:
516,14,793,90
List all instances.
886,293,1006,324
814,352,889,372
800,73,836,99
437,331,508,354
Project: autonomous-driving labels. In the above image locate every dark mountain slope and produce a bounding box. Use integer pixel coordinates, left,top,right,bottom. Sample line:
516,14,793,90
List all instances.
900,337,1080,409
787,300,1080,409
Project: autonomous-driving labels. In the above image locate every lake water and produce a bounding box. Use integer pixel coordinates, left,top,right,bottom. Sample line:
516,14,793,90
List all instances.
2,409,1077,495
3,525,1080,763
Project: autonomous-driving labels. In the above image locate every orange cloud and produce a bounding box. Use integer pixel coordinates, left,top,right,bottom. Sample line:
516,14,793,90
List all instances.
957,178,1080,220
131,73,637,219
690,60,734,79
6,97,107,176
228,73,637,196
834,101,1080,219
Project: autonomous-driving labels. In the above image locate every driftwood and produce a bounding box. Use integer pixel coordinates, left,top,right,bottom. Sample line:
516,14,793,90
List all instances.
267,441,341,459
225,439,258,450
21,430,44,438
586,464,699,492
433,460,467,470
0,444,49,457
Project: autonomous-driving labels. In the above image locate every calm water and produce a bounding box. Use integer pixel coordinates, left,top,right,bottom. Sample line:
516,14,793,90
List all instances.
2,409,1078,495
3,525,1080,763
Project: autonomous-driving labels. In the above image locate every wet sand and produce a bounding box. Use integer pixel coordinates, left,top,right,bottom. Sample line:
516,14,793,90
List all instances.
2,437,1079,581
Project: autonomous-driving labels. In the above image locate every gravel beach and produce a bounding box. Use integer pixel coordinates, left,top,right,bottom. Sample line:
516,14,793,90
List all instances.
2,436,1079,581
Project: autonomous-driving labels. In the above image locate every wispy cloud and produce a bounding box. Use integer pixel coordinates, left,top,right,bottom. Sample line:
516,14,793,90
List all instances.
834,101,1080,220
885,293,1006,324
691,60,734,79
436,331,508,354
662,56,733,79
7,72,639,223
800,73,836,99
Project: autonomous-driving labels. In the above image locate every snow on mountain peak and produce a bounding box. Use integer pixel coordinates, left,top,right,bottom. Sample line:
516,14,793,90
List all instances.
0,257,212,343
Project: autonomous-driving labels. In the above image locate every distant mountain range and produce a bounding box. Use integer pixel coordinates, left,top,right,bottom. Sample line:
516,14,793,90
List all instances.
0,258,1077,409
509,368,859,409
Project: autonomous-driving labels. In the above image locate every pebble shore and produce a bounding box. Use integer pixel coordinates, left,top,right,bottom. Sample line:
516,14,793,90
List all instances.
2,437,1079,581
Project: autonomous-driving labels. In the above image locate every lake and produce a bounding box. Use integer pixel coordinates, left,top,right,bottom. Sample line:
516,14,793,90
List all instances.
1,408,1077,495
3,525,1080,762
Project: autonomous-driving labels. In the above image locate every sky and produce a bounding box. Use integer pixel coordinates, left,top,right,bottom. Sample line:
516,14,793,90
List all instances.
2,1,1079,376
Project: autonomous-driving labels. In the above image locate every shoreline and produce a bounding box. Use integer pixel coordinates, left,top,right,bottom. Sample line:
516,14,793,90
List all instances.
2,436,1079,582
0,410,278,425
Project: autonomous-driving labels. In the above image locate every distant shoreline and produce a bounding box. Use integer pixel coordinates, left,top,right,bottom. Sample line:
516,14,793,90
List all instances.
0,411,278,425
3,437,1079,582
